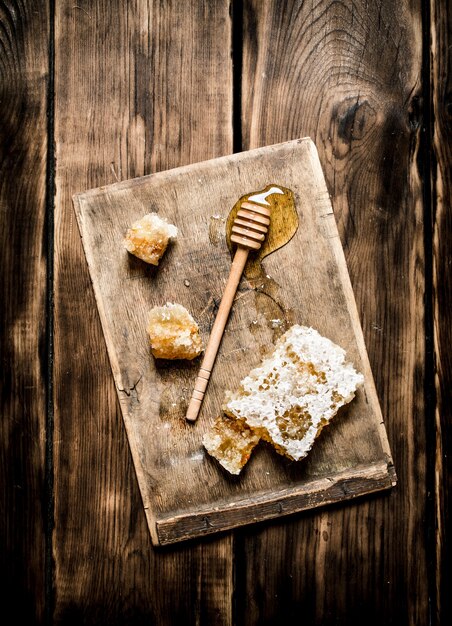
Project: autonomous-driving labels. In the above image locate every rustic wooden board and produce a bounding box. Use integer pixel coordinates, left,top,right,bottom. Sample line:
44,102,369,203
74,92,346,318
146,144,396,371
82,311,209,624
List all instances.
74,138,395,545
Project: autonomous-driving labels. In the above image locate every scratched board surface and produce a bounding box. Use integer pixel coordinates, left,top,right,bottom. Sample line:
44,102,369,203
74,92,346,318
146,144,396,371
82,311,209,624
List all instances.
73,138,395,545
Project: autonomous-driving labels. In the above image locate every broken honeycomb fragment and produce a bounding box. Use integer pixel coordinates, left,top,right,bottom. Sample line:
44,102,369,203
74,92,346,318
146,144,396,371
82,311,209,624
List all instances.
148,302,203,360
202,415,260,475
124,212,177,265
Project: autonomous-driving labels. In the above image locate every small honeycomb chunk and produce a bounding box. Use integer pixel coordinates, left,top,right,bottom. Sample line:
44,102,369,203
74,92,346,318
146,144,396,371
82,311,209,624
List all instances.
148,302,203,360
203,416,260,475
124,213,177,265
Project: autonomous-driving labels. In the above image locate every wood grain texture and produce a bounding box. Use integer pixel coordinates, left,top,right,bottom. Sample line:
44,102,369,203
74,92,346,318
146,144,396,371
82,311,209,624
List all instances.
53,0,233,622
74,139,395,544
0,1,48,622
240,1,426,624
431,1,452,624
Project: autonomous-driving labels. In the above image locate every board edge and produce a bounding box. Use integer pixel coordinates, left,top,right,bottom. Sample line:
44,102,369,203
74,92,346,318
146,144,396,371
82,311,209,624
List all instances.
71,137,313,201
72,194,157,536
154,460,396,546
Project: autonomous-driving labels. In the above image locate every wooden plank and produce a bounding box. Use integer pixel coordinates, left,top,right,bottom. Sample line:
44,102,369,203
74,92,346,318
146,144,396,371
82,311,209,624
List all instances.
431,1,452,623
0,1,49,622
240,1,427,624
74,138,395,545
53,0,233,622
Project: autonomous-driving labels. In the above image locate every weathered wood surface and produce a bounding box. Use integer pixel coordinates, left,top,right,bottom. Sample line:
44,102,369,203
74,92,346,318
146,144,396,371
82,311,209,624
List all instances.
431,1,452,624
1,0,449,623
53,0,233,622
239,1,427,625
74,138,395,545
0,1,49,623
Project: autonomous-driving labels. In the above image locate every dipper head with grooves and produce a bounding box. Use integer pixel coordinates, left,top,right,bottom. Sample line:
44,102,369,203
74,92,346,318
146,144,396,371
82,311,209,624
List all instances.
230,186,284,251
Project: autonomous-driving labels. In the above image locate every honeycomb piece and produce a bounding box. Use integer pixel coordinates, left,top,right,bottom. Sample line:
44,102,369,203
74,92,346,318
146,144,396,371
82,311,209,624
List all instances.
224,325,364,461
124,213,177,265
148,302,203,360
203,416,260,475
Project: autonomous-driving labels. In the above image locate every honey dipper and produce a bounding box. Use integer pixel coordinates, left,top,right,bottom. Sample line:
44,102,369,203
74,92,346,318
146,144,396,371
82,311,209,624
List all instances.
186,186,284,422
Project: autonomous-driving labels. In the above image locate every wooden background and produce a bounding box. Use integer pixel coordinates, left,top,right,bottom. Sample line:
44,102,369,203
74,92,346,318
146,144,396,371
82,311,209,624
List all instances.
0,0,449,624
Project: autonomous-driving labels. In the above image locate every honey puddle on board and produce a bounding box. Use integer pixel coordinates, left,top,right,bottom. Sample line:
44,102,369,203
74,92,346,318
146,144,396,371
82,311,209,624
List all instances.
226,184,298,279
226,184,299,342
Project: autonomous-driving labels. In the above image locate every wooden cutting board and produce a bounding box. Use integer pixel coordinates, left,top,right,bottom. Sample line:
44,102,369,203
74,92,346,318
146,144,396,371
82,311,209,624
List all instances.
73,138,396,546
